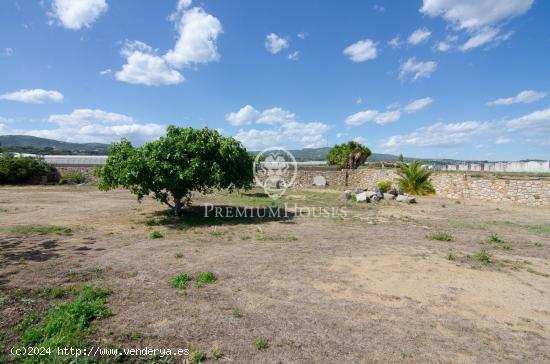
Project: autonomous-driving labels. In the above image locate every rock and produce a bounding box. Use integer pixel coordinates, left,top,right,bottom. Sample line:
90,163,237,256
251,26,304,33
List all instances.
340,190,353,200
387,187,399,196
374,189,384,200
353,188,364,194
313,175,327,187
371,194,381,202
396,195,416,203
383,193,396,200
355,192,371,203
364,190,377,198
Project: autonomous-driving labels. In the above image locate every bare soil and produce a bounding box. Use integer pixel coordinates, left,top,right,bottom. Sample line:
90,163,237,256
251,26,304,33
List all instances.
1,185,550,363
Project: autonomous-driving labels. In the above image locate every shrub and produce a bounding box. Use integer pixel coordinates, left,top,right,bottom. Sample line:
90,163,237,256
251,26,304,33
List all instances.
196,272,217,287
0,153,53,184
59,170,89,184
396,161,434,195
377,180,392,193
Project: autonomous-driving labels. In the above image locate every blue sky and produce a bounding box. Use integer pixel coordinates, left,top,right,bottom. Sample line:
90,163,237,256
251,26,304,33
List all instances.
0,0,549,160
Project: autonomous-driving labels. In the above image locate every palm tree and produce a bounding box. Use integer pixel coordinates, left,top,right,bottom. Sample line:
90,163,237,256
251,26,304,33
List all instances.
396,160,434,195
327,141,371,169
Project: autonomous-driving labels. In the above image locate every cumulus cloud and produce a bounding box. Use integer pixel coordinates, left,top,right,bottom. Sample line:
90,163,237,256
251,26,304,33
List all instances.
420,0,534,51
399,57,437,81
165,7,223,67
49,0,108,30
115,41,184,86
382,121,489,149
227,105,329,149
506,108,550,132
404,97,434,113
225,105,259,126
388,36,402,49
116,3,221,86
343,39,378,62
344,110,401,126
0,89,64,104
488,90,547,106
408,28,431,45
0,109,164,144
265,33,289,54
287,51,300,61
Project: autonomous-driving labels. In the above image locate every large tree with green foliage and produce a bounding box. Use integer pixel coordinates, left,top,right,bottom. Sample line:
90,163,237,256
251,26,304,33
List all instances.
326,141,371,169
96,126,254,215
396,160,435,195
0,153,53,184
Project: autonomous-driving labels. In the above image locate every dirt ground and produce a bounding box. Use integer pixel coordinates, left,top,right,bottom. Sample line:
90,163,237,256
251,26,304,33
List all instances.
1,185,550,363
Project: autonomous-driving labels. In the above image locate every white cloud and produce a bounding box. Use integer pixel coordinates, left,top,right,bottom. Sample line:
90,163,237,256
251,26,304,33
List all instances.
0,89,64,104
99,68,112,75
297,32,308,39
488,90,547,106
287,51,300,61
1,109,165,144
115,41,184,86
225,105,259,126
49,0,108,30
382,121,488,149
165,7,223,67
353,136,368,144
434,34,459,52
506,108,550,132
257,107,297,125
495,137,512,144
399,57,437,81
421,0,533,51
343,39,378,62
49,109,133,126
404,97,434,113
355,96,363,105
388,36,402,49
373,5,385,13
345,110,378,126
375,110,401,125
4,48,13,56
408,28,431,45
265,33,289,54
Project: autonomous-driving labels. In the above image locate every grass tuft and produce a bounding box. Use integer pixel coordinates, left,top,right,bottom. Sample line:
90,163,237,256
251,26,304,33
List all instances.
471,249,492,265
232,308,241,318
255,336,268,350
211,349,223,360
428,232,453,242
149,231,163,239
175,252,184,258
196,272,217,287
170,274,192,290
190,351,206,363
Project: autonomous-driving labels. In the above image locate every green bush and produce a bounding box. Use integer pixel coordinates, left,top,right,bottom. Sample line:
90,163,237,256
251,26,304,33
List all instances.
59,170,89,184
396,161,434,195
376,180,392,193
0,153,53,184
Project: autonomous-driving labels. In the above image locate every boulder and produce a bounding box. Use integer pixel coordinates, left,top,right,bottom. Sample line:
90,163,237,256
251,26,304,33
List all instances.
313,175,327,187
383,193,396,200
355,192,371,203
396,195,416,203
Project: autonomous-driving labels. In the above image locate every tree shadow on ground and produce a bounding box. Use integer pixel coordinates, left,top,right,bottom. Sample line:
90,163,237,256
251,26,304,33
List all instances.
0,238,60,264
146,204,295,229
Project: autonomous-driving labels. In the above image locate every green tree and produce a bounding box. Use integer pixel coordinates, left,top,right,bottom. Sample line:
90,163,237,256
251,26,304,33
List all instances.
396,160,434,195
326,141,371,169
96,126,254,215
0,153,53,184
398,153,404,163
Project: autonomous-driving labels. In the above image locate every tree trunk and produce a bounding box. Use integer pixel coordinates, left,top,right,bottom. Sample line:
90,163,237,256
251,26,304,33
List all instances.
174,198,182,216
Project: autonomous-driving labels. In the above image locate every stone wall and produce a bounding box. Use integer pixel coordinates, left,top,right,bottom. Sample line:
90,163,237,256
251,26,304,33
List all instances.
55,165,550,207
54,165,97,180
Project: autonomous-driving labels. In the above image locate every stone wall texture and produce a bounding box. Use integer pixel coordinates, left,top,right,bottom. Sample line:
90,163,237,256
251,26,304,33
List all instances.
56,165,550,207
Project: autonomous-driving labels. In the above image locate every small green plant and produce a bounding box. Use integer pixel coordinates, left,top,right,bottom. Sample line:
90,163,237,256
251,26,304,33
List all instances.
446,251,456,261
190,351,206,363
175,252,184,258
455,200,461,204
502,244,513,251
232,308,241,318
59,170,89,184
287,235,298,241
20,298,34,305
170,274,192,289
471,249,492,265
11,225,72,235
488,233,504,244
239,234,251,240
49,287,66,299
210,231,224,237
149,231,163,239
533,240,542,247
119,330,143,341
89,267,102,274
255,336,268,350
376,180,392,193
441,203,446,208
527,225,550,234
428,232,453,242
211,349,223,360
196,272,217,287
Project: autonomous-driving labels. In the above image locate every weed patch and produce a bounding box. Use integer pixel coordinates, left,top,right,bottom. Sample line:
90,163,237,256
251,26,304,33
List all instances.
196,272,217,287
149,231,163,239
428,232,453,242
11,225,72,235
255,336,268,350
470,250,492,266
170,274,192,290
